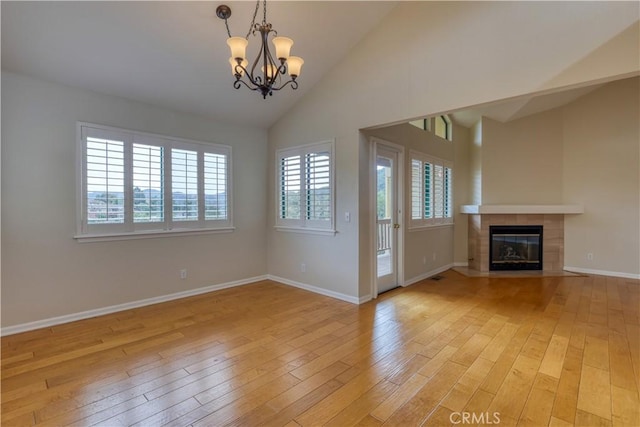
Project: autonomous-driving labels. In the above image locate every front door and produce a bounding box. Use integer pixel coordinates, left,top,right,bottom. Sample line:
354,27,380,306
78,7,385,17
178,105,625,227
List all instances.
376,147,399,293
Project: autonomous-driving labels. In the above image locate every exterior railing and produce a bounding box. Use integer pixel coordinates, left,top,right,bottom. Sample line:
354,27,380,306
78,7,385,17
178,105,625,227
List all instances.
377,219,392,252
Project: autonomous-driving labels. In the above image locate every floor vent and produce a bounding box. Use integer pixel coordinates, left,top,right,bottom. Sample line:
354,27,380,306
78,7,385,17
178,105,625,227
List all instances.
430,275,444,281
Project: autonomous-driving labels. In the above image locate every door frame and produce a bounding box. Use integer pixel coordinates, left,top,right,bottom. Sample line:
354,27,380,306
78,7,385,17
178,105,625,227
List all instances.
370,137,404,299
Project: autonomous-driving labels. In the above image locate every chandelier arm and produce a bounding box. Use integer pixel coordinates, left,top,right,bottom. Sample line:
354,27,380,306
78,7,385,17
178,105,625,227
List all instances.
277,61,287,76
233,78,261,92
243,67,264,88
248,23,278,88
241,71,262,88
247,25,266,84
265,46,279,86
232,60,263,90
262,27,272,85
232,63,248,79
271,78,298,92
263,61,286,87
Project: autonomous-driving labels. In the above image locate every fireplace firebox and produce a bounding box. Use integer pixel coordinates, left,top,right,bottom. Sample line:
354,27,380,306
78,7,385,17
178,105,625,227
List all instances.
489,225,543,271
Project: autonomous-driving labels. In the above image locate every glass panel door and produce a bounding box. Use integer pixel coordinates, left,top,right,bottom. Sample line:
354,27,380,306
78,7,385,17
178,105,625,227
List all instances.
376,148,398,293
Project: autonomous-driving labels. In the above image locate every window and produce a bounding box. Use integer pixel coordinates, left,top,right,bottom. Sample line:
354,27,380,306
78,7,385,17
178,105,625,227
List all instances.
408,115,452,141
410,151,453,227
276,140,335,234
77,123,232,240
434,115,452,141
409,118,430,131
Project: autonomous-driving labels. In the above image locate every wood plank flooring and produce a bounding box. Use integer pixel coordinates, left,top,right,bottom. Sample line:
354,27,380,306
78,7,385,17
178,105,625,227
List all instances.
2,270,639,426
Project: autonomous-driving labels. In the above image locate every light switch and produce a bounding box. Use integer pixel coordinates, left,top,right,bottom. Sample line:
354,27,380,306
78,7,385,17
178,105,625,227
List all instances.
344,212,350,222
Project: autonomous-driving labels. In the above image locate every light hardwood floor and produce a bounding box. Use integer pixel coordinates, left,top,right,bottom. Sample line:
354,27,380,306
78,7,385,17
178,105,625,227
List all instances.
2,270,639,426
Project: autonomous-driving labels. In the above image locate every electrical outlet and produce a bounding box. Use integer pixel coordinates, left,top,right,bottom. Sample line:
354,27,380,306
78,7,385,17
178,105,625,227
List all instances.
423,256,427,265
301,263,306,273
180,269,187,279
587,253,594,261
432,252,437,261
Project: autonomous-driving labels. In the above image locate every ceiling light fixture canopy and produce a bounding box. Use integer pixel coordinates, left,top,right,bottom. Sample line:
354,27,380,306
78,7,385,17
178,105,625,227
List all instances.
216,1,304,99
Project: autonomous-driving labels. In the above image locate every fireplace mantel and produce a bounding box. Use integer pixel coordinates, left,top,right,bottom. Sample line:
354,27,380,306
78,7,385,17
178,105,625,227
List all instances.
460,205,583,215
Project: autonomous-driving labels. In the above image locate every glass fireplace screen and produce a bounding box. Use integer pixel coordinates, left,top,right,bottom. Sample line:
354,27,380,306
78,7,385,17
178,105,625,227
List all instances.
489,225,543,271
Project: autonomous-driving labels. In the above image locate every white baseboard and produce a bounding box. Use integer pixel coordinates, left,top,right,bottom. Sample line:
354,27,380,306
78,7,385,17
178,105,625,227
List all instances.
358,294,373,304
267,275,362,305
563,266,640,280
404,264,454,287
1,275,268,337
3,265,477,336
453,262,469,267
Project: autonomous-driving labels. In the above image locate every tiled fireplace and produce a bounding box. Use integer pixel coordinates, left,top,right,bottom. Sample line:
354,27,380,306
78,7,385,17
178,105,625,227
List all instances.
468,214,563,272
462,205,583,273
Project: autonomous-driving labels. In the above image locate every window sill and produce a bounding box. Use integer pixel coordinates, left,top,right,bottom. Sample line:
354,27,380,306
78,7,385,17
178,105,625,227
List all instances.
274,226,337,236
408,223,454,232
75,227,235,243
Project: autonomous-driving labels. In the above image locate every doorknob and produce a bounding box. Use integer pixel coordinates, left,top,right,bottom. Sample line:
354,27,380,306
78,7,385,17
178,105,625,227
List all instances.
394,224,400,229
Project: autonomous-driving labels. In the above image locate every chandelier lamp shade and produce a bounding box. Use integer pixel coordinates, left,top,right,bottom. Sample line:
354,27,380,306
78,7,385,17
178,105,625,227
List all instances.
216,1,304,99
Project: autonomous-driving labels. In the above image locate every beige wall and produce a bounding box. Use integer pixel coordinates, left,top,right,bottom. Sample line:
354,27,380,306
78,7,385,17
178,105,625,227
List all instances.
562,77,640,276
467,77,639,276
268,1,638,298
481,111,564,204
469,121,483,206
1,72,269,327
453,125,471,266
266,130,361,299
363,122,469,284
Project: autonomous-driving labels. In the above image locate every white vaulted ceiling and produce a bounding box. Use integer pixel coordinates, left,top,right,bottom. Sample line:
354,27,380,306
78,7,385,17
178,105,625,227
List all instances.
1,1,398,128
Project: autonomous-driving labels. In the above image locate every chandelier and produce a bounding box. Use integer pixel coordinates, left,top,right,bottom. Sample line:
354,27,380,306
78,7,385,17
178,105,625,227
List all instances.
216,0,304,99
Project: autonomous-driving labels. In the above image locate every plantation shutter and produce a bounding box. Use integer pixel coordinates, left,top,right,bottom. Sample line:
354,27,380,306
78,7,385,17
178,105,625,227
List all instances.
411,159,422,220
280,155,302,221
132,143,164,224
204,153,228,220
305,151,331,223
171,148,199,222
424,161,433,220
433,164,444,219
410,150,453,228
85,136,125,225
444,166,453,219
81,125,134,236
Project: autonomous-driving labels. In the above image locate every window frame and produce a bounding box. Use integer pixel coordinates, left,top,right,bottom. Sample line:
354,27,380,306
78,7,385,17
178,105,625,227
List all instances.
409,150,454,229
76,122,233,242
275,140,336,235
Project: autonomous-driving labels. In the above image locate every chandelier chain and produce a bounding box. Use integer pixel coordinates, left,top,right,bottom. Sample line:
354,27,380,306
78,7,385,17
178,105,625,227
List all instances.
246,0,260,39
263,0,267,24
223,17,231,38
